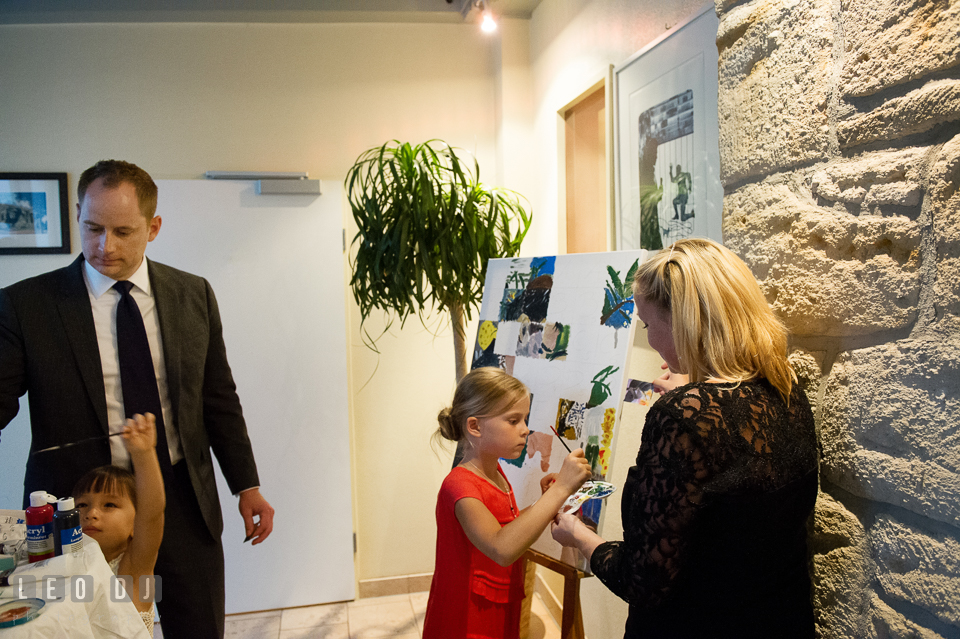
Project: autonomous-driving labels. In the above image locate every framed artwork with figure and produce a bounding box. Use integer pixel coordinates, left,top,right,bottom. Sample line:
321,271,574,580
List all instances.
614,4,722,250
0,172,70,255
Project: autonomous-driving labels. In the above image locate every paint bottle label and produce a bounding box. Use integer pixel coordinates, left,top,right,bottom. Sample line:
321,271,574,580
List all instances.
26,522,54,561
59,526,84,556
26,491,55,563
53,497,83,557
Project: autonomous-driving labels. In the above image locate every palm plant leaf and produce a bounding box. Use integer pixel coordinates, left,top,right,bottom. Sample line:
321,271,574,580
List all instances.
345,140,532,373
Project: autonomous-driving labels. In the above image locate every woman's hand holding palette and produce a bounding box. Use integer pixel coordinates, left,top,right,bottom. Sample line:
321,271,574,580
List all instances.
561,481,617,513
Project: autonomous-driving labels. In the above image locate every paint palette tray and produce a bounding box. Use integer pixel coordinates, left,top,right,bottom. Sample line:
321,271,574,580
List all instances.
0,599,45,628
561,480,617,513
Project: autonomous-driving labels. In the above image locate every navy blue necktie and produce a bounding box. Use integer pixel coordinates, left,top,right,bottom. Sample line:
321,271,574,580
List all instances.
114,280,174,480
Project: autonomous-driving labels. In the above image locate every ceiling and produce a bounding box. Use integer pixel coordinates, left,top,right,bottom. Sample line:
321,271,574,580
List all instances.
0,0,543,24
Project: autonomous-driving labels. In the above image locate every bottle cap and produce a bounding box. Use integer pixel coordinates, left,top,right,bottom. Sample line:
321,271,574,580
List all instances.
29,491,54,508
57,497,75,511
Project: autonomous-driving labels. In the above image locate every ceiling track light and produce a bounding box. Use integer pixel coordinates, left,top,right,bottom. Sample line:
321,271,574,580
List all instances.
472,0,497,33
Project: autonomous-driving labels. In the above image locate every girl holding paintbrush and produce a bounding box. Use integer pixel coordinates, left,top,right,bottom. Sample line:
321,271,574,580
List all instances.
422,367,591,639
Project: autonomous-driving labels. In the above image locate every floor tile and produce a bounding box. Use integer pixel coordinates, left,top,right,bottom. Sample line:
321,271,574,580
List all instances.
347,599,418,639
281,603,348,629
223,588,560,639
530,593,561,639
409,592,428,610
225,614,282,638
279,624,349,639
410,592,427,634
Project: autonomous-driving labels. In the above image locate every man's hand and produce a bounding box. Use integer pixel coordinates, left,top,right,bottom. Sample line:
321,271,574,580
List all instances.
238,488,275,545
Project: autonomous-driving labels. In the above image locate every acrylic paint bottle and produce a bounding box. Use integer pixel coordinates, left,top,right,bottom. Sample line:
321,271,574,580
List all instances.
53,497,83,557
26,491,55,563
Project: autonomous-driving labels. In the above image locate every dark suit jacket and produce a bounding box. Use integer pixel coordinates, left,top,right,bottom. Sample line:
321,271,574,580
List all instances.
0,255,260,538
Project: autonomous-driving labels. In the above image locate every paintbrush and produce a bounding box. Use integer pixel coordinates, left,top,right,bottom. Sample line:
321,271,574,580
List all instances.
30,431,126,456
549,425,573,453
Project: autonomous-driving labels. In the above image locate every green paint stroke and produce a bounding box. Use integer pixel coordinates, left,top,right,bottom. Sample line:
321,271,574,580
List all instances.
543,323,571,361
588,365,619,407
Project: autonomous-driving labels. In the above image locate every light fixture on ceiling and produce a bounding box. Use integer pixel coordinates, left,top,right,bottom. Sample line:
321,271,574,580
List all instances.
477,0,497,33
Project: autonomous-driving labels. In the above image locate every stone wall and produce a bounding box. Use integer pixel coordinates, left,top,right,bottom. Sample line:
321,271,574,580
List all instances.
715,0,960,636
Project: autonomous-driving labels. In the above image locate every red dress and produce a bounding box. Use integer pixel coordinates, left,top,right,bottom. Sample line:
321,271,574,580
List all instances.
422,465,526,639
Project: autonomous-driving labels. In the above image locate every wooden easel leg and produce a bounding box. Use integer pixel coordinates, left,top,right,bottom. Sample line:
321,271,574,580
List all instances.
574,592,585,639
561,571,584,639
524,549,590,639
519,559,537,639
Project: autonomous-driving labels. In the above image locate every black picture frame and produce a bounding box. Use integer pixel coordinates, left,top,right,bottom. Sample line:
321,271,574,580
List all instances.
0,172,71,255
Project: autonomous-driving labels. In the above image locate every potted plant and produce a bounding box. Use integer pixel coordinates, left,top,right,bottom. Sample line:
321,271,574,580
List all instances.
345,139,532,382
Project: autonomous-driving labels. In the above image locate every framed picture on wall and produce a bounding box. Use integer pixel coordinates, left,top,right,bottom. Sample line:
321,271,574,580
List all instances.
0,173,70,255
614,3,722,251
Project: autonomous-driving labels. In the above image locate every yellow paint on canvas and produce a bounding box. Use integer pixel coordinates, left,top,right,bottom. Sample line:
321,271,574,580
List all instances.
477,321,497,350
598,407,616,474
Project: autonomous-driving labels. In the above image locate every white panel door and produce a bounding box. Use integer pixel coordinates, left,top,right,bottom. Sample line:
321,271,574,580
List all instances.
151,179,354,612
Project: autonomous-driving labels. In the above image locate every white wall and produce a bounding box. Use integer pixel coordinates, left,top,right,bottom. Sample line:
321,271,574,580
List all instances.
0,19,497,584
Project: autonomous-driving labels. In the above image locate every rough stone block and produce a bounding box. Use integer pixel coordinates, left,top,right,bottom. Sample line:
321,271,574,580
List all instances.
839,79,960,149
717,0,832,184
819,316,960,527
871,515,960,627
931,134,960,318
713,0,739,17
724,174,921,336
868,593,947,639
788,348,823,415
810,492,872,638
840,0,960,98
811,146,927,210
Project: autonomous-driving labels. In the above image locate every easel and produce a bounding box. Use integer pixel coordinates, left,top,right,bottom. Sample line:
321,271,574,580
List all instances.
524,549,591,639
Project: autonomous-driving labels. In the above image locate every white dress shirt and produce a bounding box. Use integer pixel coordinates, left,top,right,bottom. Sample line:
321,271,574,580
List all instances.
82,257,184,470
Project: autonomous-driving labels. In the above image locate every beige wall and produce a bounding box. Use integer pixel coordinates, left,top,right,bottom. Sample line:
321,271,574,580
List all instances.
1,3,715,621
0,19,498,583
527,0,711,256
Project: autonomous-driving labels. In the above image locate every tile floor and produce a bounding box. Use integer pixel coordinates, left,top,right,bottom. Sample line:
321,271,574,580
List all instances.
173,591,564,639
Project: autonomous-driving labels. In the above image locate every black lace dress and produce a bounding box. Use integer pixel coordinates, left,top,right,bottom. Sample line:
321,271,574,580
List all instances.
591,380,818,639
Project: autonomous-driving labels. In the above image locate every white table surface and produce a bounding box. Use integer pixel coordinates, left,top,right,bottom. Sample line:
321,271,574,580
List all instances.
0,537,150,638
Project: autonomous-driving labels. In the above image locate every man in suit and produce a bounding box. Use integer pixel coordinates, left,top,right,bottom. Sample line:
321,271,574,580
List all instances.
0,160,275,638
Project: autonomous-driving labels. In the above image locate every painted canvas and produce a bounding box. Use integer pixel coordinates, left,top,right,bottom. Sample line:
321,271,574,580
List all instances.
624,379,656,406
470,250,647,563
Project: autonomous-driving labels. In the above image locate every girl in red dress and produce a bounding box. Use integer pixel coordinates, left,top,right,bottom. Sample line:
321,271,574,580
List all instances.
423,367,591,639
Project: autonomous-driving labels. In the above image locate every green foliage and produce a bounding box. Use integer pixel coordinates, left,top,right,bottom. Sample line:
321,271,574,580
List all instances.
600,259,640,327
345,140,532,349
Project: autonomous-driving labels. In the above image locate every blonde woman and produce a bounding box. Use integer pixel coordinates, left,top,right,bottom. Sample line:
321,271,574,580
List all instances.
552,239,818,639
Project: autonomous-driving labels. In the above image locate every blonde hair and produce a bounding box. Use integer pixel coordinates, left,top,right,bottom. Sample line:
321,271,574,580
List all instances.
435,367,529,443
633,238,796,402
